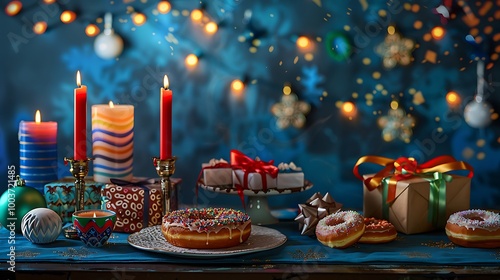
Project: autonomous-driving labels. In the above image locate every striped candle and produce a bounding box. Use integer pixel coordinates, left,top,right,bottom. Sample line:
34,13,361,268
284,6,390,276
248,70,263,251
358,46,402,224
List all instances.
91,102,134,183
18,110,58,193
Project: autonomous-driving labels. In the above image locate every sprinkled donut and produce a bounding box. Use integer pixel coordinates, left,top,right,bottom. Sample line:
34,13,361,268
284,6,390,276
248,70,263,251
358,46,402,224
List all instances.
445,209,500,248
161,208,252,249
315,210,365,248
359,217,397,244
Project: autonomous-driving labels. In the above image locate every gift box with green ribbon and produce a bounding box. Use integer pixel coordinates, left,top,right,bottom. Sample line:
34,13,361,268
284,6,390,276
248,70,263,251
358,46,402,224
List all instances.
353,156,473,234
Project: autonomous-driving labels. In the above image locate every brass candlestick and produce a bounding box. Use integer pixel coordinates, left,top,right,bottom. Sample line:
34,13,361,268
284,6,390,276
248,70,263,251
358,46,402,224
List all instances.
153,156,177,216
63,157,92,239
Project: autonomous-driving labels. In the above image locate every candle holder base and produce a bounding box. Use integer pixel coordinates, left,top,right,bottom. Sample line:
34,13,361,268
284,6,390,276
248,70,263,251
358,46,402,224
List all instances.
153,156,177,216
63,157,92,239
63,224,79,239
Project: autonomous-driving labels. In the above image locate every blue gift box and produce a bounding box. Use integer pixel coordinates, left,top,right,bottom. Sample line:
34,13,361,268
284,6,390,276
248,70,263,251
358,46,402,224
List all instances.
44,177,104,223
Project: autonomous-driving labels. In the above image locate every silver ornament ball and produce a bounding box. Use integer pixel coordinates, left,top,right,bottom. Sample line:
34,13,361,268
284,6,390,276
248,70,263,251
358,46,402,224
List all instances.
464,100,492,128
21,208,62,244
94,31,123,59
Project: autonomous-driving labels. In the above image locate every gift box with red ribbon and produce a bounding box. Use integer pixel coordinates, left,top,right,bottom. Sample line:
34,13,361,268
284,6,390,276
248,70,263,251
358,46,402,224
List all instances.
277,162,304,189
353,156,473,234
201,158,232,186
230,150,278,192
101,177,181,233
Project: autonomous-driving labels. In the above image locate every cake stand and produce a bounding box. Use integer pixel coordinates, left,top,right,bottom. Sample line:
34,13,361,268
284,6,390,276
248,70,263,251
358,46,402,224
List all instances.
199,180,313,225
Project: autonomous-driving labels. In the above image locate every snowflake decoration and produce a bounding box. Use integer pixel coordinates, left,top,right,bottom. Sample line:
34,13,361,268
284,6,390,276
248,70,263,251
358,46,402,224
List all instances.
271,93,310,129
377,108,415,143
300,66,325,106
376,32,415,69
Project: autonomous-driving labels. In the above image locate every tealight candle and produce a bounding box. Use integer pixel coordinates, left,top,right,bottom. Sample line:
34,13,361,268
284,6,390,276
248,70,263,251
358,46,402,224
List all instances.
91,101,134,183
74,210,114,218
18,110,58,192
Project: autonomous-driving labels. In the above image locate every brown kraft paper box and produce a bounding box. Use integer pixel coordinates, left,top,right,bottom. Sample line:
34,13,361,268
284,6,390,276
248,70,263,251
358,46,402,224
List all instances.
363,174,471,234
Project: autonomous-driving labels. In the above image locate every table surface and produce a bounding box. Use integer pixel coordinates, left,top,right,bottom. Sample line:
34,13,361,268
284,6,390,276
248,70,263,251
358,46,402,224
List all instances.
2,220,500,279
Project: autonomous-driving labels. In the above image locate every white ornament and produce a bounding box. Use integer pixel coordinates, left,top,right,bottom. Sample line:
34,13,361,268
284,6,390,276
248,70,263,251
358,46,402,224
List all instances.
94,13,123,59
464,60,492,129
464,100,492,128
21,208,62,244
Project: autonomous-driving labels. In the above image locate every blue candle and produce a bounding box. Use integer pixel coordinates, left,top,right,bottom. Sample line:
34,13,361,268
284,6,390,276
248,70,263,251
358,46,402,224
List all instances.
19,110,58,192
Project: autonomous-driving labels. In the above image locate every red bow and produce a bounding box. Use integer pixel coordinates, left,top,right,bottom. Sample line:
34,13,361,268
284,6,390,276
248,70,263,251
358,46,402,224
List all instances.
230,150,278,207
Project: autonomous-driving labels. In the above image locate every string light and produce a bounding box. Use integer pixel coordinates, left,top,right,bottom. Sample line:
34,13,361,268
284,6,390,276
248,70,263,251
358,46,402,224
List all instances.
5,1,22,16
231,79,244,92
431,26,445,40
205,21,218,34
185,53,199,67
157,1,171,14
446,91,461,107
43,0,56,3
190,9,203,22
60,10,76,24
296,36,310,49
283,85,292,95
33,21,48,35
390,100,399,110
132,12,146,26
341,101,357,119
85,24,99,37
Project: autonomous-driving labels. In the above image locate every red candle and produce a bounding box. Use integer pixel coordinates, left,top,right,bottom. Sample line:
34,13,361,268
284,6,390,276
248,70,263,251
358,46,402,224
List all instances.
160,75,172,159
74,71,87,160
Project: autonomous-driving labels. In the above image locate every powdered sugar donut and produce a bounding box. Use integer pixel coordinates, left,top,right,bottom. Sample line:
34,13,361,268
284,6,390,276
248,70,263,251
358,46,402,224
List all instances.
315,210,365,248
445,209,500,248
359,217,397,244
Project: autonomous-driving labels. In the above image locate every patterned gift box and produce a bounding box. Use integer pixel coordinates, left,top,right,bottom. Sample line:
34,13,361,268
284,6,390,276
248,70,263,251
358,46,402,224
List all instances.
44,177,104,223
277,162,304,189
101,178,181,233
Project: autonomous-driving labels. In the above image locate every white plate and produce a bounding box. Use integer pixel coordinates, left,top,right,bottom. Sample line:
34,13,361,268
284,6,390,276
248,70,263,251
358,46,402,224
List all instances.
200,180,313,197
127,225,287,258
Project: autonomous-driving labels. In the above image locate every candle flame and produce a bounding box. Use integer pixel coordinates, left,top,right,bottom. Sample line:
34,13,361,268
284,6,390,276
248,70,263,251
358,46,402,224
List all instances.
109,101,114,108
93,212,96,218
76,70,81,87
35,110,41,123
163,75,169,89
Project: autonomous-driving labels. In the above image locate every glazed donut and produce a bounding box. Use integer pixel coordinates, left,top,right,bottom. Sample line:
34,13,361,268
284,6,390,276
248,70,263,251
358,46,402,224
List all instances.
358,217,397,244
161,208,252,249
445,209,500,248
315,210,365,248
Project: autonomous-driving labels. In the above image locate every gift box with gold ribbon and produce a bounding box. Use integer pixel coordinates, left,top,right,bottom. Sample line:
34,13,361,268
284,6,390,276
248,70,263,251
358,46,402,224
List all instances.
353,156,473,234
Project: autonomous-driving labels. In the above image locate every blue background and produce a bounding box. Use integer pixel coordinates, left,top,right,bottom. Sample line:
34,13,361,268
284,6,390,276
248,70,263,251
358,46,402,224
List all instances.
0,0,499,211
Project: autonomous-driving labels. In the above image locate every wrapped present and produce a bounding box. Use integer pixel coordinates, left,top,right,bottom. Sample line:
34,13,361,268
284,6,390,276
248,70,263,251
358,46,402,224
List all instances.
353,156,473,234
44,177,104,223
101,178,181,233
230,150,278,192
201,158,232,186
295,192,342,235
277,162,304,189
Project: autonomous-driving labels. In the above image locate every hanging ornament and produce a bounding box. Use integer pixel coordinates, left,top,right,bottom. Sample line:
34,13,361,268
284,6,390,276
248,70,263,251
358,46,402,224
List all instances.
377,102,415,143
464,60,493,128
325,32,352,62
21,208,62,244
94,13,124,59
0,176,46,233
271,88,311,129
376,26,414,69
